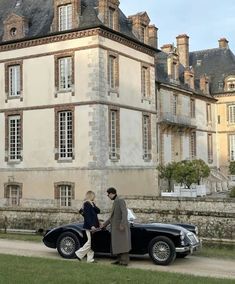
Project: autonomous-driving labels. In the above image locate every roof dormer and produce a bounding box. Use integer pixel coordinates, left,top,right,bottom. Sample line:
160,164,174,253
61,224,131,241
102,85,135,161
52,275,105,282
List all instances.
51,0,81,32
128,12,150,44
2,13,29,42
98,0,120,31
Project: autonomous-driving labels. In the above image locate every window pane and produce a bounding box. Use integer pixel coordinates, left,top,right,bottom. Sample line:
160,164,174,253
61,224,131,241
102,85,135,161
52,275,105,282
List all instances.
9,116,21,161
59,4,72,31
9,65,20,97
59,57,72,90
59,111,73,159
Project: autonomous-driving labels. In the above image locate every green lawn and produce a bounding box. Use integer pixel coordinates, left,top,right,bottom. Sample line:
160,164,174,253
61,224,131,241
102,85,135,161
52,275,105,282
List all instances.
0,254,233,284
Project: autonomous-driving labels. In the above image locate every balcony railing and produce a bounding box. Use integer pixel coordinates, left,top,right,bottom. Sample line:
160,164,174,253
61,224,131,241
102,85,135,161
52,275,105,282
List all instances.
158,112,196,128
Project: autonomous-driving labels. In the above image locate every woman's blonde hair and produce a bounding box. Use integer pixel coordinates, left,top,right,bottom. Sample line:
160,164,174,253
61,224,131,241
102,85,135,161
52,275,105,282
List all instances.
85,190,95,201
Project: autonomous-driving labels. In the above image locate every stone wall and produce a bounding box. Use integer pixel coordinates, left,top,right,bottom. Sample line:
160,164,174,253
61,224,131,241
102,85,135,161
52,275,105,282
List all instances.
0,196,234,240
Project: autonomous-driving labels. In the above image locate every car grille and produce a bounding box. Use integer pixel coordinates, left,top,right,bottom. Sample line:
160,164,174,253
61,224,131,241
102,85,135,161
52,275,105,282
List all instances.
186,232,199,245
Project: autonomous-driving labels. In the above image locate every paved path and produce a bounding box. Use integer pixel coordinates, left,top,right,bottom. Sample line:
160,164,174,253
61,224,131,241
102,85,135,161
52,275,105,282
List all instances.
0,239,234,279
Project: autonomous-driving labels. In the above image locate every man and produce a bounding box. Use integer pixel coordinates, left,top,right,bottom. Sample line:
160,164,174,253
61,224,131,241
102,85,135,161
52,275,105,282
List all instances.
102,187,131,266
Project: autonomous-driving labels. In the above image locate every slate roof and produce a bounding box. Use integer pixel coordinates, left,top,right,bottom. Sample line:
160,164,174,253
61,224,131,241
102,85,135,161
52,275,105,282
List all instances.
0,0,137,43
190,47,235,94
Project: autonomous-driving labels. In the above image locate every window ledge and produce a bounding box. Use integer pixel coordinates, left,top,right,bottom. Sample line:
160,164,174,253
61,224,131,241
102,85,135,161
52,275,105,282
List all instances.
57,159,73,163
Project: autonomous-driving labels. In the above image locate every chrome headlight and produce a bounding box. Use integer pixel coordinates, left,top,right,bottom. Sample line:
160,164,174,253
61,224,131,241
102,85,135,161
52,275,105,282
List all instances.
195,226,199,235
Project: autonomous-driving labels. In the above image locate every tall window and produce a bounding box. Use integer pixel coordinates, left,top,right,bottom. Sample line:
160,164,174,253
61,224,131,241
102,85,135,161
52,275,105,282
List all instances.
109,109,120,160
208,133,213,163
206,103,212,124
59,184,72,206
5,184,22,206
229,134,235,161
228,105,235,124
108,54,118,89
190,99,196,118
8,115,21,161
58,4,72,31
140,24,146,42
9,65,21,97
58,57,72,90
141,66,150,97
108,7,115,29
173,94,178,115
143,115,151,160
58,111,73,159
190,132,196,159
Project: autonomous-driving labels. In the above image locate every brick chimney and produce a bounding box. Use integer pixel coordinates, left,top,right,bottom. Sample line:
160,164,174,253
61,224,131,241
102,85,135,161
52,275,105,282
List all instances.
218,38,229,49
176,34,189,68
184,67,194,90
161,44,174,53
148,25,158,48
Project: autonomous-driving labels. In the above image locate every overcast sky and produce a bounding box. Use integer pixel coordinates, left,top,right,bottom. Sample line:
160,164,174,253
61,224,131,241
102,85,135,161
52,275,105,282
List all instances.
120,0,235,53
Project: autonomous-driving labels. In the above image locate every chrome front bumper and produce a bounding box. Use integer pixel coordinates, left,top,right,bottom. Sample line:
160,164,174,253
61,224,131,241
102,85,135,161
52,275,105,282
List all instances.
175,240,202,253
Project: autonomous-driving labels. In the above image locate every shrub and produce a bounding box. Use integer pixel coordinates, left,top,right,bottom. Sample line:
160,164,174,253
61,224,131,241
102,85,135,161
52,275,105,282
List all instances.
229,187,235,198
229,161,235,175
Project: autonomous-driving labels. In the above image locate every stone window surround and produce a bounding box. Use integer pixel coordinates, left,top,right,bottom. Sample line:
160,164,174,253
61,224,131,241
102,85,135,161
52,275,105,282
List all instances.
5,60,23,102
142,112,152,161
54,105,75,161
108,105,120,161
4,182,23,207
54,52,75,97
54,181,75,207
51,0,80,32
5,111,23,163
141,63,151,100
107,51,119,95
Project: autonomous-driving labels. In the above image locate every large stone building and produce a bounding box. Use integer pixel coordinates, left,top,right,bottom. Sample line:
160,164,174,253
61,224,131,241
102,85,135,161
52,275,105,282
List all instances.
0,0,234,209
0,0,158,208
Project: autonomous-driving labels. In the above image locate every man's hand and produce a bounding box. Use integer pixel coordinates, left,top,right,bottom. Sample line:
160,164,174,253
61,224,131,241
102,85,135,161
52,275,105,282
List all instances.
119,224,125,231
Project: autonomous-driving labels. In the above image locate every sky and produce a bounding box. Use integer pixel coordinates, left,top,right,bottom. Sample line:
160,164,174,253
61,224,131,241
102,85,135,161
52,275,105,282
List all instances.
120,0,235,53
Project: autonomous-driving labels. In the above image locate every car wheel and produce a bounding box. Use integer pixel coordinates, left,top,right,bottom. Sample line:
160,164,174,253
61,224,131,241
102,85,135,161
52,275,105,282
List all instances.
56,232,80,259
148,236,176,265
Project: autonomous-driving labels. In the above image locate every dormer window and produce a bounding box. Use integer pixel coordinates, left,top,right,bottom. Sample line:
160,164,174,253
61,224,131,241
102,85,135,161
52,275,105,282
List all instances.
140,24,147,43
128,12,150,44
58,4,72,31
108,7,115,29
10,27,17,37
230,84,235,89
224,75,235,92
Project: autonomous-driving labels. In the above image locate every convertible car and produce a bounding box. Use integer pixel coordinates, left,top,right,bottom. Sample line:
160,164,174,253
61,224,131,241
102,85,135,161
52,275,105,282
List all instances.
43,210,201,265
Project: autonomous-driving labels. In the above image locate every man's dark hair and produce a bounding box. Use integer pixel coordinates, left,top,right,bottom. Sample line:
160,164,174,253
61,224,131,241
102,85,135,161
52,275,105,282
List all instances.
107,187,117,194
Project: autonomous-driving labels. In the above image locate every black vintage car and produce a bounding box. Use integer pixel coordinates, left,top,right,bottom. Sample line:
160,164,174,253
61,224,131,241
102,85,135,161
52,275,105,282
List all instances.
43,210,201,265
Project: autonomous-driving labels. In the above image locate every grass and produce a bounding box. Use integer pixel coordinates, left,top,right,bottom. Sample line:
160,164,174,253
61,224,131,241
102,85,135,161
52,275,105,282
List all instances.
0,254,234,284
0,232,234,260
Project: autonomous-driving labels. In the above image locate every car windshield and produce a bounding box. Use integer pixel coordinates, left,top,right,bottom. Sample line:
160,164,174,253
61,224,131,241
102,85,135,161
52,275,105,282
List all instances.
127,208,137,221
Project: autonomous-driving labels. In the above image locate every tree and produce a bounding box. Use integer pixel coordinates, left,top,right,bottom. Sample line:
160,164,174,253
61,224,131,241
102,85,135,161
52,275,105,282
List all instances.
229,161,235,175
173,160,197,189
157,162,177,192
192,159,210,185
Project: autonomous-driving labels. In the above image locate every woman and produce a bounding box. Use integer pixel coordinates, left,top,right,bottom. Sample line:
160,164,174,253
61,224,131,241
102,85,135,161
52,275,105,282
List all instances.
75,191,100,263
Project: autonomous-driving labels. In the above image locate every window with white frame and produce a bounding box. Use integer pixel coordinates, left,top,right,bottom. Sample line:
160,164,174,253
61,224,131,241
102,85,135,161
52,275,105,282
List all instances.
190,99,196,118
59,184,72,206
208,133,213,163
143,115,151,160
58,57,72,90
9,65,21,97
228,105,235,123
141,66,150,98
108,54,118,89
173,94,178,115
140,24,146,42
8,115,21,161
206,103,212,124
229,134,235,161
110,110,118,159
5,184,21,206
58,4,72,31
58,111,73,159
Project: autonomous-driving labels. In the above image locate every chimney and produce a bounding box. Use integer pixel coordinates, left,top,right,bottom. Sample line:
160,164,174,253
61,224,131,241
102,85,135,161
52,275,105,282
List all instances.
148,25,158,48
176,34,189,68
184,67,194,90
161,44,174,53
218,38,229,49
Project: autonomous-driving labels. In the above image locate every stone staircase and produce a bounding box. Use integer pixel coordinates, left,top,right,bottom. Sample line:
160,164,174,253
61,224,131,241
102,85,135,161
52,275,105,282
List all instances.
204,169,229,194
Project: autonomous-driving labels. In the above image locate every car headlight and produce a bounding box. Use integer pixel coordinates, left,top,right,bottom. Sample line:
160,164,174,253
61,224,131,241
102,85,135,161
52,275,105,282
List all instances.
195,226,199,235
180,230,185,240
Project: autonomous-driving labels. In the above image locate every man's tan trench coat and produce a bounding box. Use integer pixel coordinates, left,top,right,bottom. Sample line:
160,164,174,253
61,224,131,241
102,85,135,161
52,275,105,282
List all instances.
104,196,131,255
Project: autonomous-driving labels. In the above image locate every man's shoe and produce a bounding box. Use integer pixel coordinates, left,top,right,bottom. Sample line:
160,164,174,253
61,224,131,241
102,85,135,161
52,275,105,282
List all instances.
111,260,120,265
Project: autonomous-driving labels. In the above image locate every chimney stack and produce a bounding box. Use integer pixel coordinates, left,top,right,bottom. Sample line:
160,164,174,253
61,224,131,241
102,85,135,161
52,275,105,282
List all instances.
218,38,229,49
176,34,189,68
161,44,174,53
148,25,158,49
